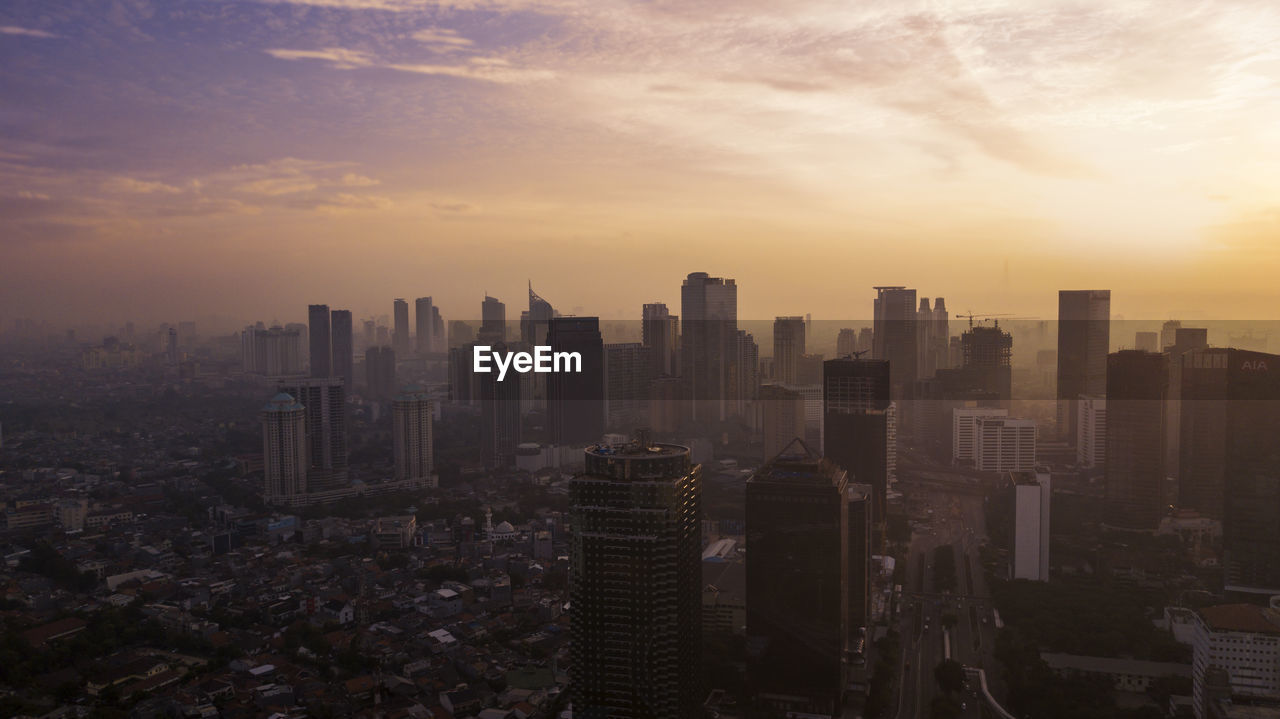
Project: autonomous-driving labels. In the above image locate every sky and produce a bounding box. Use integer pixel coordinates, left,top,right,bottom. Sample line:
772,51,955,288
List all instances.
2,0,1280,331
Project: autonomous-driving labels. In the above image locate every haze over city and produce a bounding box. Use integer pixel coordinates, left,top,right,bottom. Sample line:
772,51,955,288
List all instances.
5,0,1280,327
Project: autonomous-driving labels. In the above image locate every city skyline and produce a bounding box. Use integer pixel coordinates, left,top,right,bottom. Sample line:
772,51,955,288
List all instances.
4,1,1280,325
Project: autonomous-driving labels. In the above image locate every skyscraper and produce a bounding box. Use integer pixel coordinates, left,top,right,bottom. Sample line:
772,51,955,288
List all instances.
959,322,1013,401
1104,350,1168,529
364,346,396,400
570,437,702,719
415,297,435,355
1010,470,1051,582
847,483,872,643
522,282,555,345
480,295,506,343
308,305,331,378
478,342,522,468
681,272,737,422
242,325,303,376
278,377,348,492
823,357,894,530
836,328,858,358
1077,395,1106,468
330,309,353,388
760,384,806,462
746,439,849,717
1057,289,1111,443
642,302,679,377
872,286,918,400
393,298,410,356
973,416,1036,473
261,393,308,505
393,385,435,488
547,317,605,445
604,342,652,431
773,316,806,385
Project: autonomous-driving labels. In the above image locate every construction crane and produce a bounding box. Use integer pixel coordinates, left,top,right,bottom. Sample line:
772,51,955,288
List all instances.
840,349,871,360
954,312,1038,329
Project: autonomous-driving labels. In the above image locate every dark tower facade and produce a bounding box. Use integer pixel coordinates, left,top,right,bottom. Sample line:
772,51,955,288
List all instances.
547,316,605,445
478,341,522,469
681,272,738,422
823,358,893,533
1057,289,1111,443
330,309,353,389
746,439,849,717
1104,350,1168,529
308,303,331,379
569,439,702,719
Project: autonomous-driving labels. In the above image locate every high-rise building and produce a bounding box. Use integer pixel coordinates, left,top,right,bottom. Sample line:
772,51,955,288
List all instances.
836,328,858,358
331,309,353,389
364,346,396,400
262,393,308,505
477,342,522,468
308,304,331,378
952,406,1009,466
242,325,303,376
604,342,652,432
959,323,1013,400
1161,320,1182,351
872,286,918,400
931,297,950,371
1057,290,1111,443
823,358,894,529
1009,470,1050,582
746,439,849,717
393,385,435,488
393,298,410,356
760,384,807,462
847,483,872,642
735,329,760,419
974,417,1036,473
642,303,679,377
569,438,702,719
681,272,738,422
522,282,555,346
1077,395,1106,468
548,317,605,445
415,297,436,355
773,316,806,385
1176,349,1280,595
1135,331,1159,352
480,295,506,343
278,378,348,492
1104,350,1168,529
1166,327,1210,488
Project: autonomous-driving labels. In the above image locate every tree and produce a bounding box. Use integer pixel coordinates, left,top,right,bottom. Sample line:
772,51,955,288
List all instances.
934,659,966,694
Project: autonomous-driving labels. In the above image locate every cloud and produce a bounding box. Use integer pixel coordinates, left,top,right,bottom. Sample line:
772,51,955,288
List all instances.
265,47,373,69
412,28,475,53
0,26,60,39
341,173,380,187
265,46,552,84
102,177,184,194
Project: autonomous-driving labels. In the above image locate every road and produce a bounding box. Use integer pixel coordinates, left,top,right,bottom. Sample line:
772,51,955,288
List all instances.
893,474,1002,719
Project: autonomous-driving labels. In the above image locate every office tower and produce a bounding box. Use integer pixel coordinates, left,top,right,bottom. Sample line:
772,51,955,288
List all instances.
952,406,1009,466
415,297,435,355
522,282,555,345
331,309,353,388
917,298,937,379
1161,320,1182,351
278,377,348,492
649,376,683,434
375,324,390,346
477,342,522,467
393,298,410,356
1009,470,1051,581
773,316,806,384
604,343,652,431
449,320,475,348
760,384,806,462
261,393,308,505
242,325,303,376
1166,327,1209,485
642,302,679,377
857,327,874,355
1191,603,1280,719
872,286,918,400
823,358,894,529
1177,349,1280,595
432,307,444,350
362,319,375,349
480,295,506,343
681,272,738,422
548,317,605,445
735,329,760,419
1077,396,1106,468
393,384,435,488
932,297,951,371
365,346,396,401
166,327,179,365
837,328,858,358
959,322,1013,400
746,439,849,717
1135,331,1159,353
1104,350,1168,529
1056,289,1111,443
308,304,331,378
847,483,872,641
974,417,1036,473
569,438,702,719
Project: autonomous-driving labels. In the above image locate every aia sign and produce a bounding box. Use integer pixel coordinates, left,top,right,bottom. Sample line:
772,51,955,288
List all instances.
1242,360,1269,371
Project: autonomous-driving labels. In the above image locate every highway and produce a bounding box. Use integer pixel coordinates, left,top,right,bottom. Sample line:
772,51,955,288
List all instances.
893,472,1003,719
